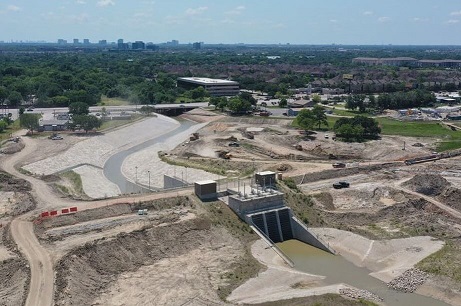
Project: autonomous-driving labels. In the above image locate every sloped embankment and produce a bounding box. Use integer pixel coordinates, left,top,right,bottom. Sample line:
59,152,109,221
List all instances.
54,217,242,305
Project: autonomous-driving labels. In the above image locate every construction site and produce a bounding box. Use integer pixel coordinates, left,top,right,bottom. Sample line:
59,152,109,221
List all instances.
1,108,461,305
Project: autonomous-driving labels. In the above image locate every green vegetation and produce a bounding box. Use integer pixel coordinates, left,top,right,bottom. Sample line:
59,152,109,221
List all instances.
417,242,461,282
19,113,40,134
332,108,372,117
99,96,131,106
56,170,86,199
334,116,381,142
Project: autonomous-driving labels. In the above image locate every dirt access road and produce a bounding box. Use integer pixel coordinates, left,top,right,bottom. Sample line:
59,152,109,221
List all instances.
3,130,199,306
10,219,53,306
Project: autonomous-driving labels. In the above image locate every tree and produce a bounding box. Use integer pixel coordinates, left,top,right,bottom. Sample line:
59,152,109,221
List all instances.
333,116,380,141
68,102,89,116
227,97,251,114
335,123,364,142
312,94,321,104
279,98,288,108
240,92,257,105
0,120,7,133
296,109,315,132
312,105,328,129
19,113,40,134
19,107,25,116
140,105,155,116
71,114,101,133
346,94,366,113
7,91,23,107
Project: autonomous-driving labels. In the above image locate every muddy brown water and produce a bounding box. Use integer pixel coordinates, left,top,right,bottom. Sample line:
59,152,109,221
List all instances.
277,240,450,306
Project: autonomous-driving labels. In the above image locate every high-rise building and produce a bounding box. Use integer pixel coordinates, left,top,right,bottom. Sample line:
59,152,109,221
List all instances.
193,42,203,50
73,38,79,44
57,39,67,44
83,39,90,45
132,41,145,50
98,40,107,45
117,38,128,50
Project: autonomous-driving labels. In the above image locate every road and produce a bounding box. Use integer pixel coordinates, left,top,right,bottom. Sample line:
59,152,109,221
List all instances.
10,219,54,306
1,130,195,306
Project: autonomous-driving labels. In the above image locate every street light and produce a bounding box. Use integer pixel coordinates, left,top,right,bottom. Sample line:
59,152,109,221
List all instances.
148,170,151,191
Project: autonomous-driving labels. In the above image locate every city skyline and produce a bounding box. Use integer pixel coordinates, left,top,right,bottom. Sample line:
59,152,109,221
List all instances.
2,1,461,45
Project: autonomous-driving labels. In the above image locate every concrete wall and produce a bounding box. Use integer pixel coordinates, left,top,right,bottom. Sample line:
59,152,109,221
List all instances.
163,175,187,189
291,216,335,254
228,193,284,218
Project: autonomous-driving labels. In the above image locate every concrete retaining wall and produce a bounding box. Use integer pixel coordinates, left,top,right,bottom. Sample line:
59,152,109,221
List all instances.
291,216,335,254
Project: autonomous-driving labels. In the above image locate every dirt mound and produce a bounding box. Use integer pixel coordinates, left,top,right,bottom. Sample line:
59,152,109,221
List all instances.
0,172,32,192
0,141,25,154
403,174,450,196
0,258,29,306
438,187,461,211
54,218,239,305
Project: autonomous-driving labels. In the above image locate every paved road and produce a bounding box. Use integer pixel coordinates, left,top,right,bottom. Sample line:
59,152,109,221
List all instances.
10,219,54,306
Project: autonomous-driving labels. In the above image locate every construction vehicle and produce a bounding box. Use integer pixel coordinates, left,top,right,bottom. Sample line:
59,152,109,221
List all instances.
190,132,200,141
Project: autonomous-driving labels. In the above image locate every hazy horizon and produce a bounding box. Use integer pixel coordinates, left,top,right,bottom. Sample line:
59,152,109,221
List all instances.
2,0,461,45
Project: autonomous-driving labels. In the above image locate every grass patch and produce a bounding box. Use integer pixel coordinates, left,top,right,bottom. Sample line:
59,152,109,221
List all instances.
160,154,226,176
0,120,22,143
60,171,84,194
416,241,461,283
279,184,325,227
99,115,143,131
99,96,132,106
332,108,371,117
436,141,461,152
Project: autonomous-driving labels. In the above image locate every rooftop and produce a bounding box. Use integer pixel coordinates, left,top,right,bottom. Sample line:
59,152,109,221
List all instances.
178,77,238,86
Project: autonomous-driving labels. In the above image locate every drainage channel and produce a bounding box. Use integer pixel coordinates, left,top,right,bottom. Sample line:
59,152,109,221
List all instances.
103,119,196,194
277,240,450,306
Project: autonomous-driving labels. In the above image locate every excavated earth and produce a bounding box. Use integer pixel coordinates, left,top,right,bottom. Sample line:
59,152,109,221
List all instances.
54,218,243,306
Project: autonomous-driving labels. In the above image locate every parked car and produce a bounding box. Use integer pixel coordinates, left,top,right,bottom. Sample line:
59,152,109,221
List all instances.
332,163,346,168
333,181,350,189
228,142,240,147
51,135,63,140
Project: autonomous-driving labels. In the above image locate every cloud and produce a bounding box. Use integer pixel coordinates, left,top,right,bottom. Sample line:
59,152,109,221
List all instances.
97,0,115,7
447,19,460,24
76,0,86,4
71,13,90,23
378,16,390,23
225,5,246,15
329,19,338,23
363,11,373,16
185,6,208,16
7,5,21,12
450,10,461,16
412,17,429,22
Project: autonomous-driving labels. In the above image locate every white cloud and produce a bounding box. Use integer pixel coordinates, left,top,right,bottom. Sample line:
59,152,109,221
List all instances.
329,19,338,23
363,11,373,16
225,5,246,15
97,0,115,7
450,10,461,16
76,0,86,4
447,19,460,24
378,16,390,23
71,13,90,23
185,6,208,16
7,5,21,12
412,17,429,22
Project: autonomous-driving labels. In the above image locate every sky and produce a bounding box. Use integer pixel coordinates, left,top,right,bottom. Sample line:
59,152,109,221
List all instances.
1,0,461,45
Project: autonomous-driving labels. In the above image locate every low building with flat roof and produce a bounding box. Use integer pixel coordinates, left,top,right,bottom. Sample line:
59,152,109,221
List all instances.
177,77,240,97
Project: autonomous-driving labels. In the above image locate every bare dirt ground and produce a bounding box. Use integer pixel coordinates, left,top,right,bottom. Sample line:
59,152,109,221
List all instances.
2,110,461,306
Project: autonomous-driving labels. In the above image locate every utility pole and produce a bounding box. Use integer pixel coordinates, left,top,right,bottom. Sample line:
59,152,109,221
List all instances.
148,170,150,190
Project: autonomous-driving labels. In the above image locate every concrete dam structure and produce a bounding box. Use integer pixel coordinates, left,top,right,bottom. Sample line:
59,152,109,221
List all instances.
223,175,334,254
